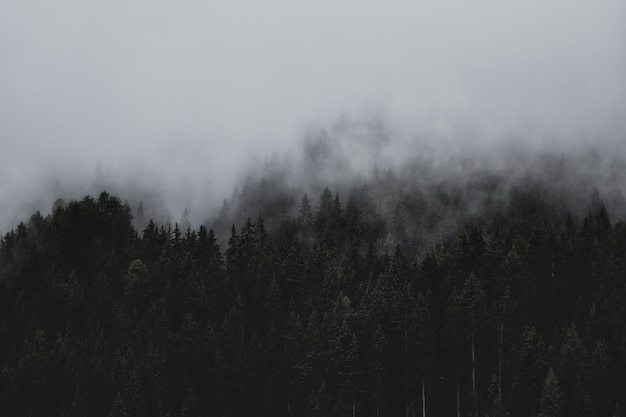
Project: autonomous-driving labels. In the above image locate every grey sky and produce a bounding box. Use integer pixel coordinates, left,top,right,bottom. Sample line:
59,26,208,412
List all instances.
1,0,625,231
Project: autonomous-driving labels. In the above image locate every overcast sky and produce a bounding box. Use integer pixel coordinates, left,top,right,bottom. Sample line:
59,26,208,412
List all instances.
1,0,626,231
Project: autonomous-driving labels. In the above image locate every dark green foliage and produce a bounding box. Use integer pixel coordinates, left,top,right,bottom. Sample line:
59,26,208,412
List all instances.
538,368,563,417
1,186,625,417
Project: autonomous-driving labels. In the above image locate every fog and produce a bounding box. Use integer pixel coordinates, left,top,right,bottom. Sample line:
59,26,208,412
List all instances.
1,0,626,232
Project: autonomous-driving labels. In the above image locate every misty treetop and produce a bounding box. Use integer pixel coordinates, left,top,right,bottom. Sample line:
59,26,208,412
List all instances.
1,174,626,416
208,138,626,255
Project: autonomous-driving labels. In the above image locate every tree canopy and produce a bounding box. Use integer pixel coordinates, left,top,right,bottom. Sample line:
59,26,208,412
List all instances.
1,184,625,416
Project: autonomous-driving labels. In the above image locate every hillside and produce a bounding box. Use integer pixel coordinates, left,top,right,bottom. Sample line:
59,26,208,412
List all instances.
1,172,625,416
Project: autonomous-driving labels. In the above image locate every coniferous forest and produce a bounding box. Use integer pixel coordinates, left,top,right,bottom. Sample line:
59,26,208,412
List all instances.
2,154,626,417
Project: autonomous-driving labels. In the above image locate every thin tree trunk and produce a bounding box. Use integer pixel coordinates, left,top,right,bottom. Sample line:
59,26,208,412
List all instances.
457,365,460,417
184,347,188,386
498,297,507,402
471,331,475,393
498,321,504,402
406,390,409,417
376,370,381,417
353,391,356,417
472,330,477,417
499,319,504,399
405,313,409,417
287,374,290,415
422,377,426,417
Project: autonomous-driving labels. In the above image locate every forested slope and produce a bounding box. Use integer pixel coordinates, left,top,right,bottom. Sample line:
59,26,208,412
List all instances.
1,180,626,416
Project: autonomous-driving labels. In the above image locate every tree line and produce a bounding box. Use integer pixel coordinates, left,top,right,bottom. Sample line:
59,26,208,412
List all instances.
1,188,625,416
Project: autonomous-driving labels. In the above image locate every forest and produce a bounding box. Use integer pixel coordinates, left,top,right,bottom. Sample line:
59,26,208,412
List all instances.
1,153,626,417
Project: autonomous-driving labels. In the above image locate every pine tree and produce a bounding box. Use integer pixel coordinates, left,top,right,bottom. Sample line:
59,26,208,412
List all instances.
299,194,314,229
538,368,563,417
181,387,199,417
107,392,129,417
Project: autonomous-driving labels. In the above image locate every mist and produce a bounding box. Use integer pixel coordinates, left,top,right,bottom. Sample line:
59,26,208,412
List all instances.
2,0,626,233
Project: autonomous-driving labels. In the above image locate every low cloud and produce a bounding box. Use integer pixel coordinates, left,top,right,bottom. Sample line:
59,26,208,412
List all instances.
1,0,625,232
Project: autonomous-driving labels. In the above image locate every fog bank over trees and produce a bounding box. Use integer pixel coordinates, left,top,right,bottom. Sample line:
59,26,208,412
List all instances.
2,0,625,233
2,114,625,244
205,119,626,252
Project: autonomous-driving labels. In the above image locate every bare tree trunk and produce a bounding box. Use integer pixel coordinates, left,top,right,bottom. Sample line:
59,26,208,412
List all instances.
471,331,476,393
422,377,426,417
472,330,477,417
352,391,356,417
457,366,461,417
376,371,381,417
498,297,507,402
498,320,504,402
405,392,410,417
184,347,188,386
405,314,410,417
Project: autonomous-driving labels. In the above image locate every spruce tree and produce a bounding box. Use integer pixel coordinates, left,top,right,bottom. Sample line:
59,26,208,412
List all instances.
538,368,563,417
